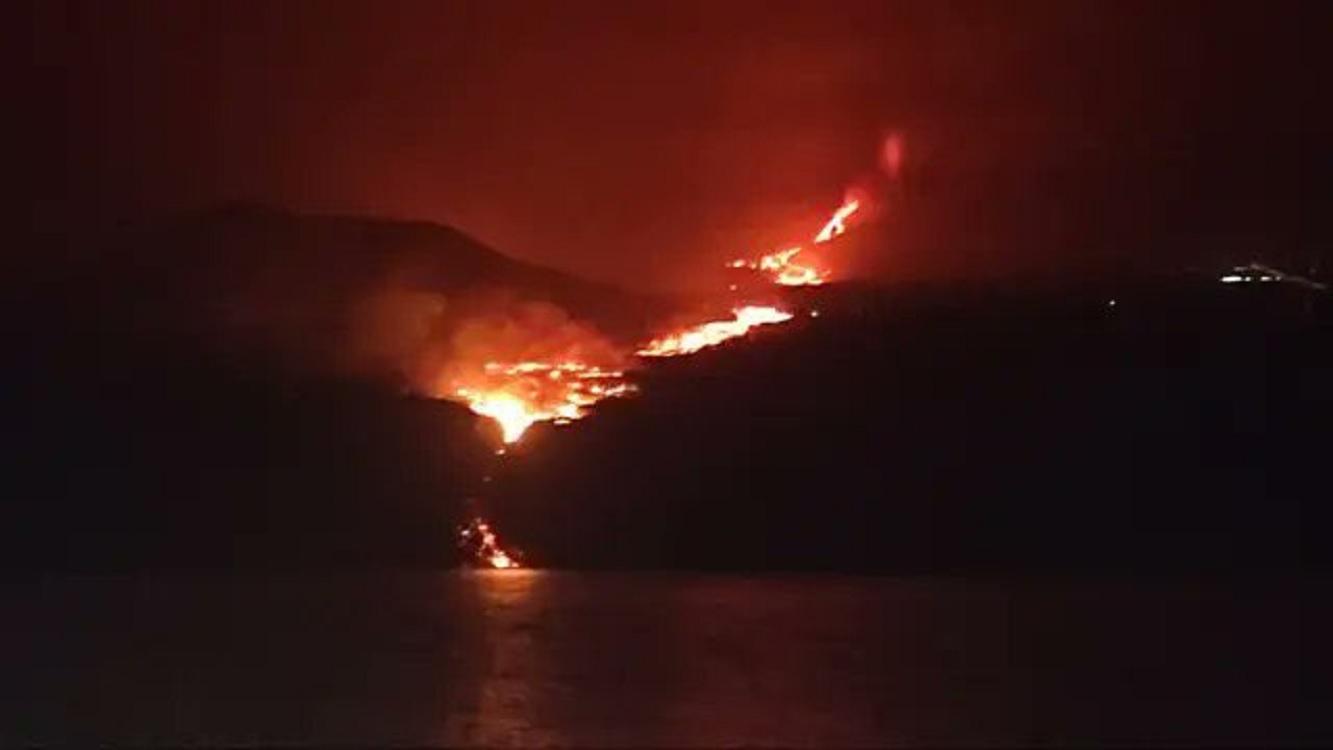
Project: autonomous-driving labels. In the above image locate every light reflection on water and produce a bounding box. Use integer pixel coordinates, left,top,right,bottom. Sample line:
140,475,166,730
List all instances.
3,572,1322,746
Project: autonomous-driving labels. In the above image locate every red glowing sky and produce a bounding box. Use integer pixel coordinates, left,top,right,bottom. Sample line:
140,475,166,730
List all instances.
31,1,1324,290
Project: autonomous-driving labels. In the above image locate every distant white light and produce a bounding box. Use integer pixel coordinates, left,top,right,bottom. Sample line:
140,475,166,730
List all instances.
1107,299,1117,307
810,310,821,318
1220,274,1245,283
1260,276,1275,282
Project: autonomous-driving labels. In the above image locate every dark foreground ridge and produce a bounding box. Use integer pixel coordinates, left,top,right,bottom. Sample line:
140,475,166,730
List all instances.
501,276,1330,573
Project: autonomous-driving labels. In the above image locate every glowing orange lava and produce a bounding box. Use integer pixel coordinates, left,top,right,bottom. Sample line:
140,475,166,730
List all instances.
438,148,895,568
458,517,521,568
452,361,634,444
442,183,877,568
728,196,862,287
636,305,795,357
813,198,860,244
444,195,865,440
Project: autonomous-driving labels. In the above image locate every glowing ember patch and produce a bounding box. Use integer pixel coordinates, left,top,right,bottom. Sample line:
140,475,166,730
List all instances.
758,247,802,271
727,196,861,287
451,361,634,444
636,305,795,357
458,516,521,568
773,259,826,286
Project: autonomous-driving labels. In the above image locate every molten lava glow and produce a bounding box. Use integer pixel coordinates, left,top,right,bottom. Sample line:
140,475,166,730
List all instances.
813,198,861,243
636,305,794,357
453,361,634,444
452,197,863,437
455,391,539,444
730,245,830,286
437,154,895,567
458,517,521,569
769,249,826,286
729,197,862,287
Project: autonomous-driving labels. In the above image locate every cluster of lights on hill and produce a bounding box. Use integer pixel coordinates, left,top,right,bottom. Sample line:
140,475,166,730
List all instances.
1219,263,1327,290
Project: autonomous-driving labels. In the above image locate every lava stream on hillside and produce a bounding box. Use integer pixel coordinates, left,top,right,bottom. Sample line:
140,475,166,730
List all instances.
446,139,898,567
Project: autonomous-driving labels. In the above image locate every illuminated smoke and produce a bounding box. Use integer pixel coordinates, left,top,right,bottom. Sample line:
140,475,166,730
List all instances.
880,132,905,179
346,291,635,445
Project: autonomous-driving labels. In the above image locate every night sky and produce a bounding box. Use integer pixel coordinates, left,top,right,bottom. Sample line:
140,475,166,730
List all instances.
29,0,1327,290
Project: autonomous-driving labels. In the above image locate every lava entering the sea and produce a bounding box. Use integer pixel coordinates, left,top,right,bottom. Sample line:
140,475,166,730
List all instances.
457,516,520,569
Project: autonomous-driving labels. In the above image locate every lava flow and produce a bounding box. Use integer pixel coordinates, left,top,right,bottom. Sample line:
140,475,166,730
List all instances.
635,194,864,359
457,517,520,569
636,305,794,357
729,196,862,287
441,350,633,569
814,197,861,243
452,361,635,444
450,194,862,566
449,361,631,568
447,141,892,566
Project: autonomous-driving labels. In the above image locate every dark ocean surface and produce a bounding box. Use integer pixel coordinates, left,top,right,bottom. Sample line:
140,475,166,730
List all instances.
5,572,1329,746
